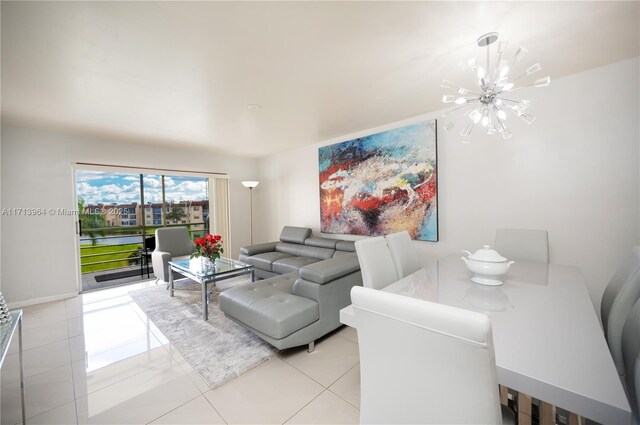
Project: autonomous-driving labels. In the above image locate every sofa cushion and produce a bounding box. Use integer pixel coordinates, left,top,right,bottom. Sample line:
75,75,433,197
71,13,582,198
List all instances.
242,252,293,272
240,241,278,256
219,272,319,340
276,242,335,261
279,226,312,244
305,237,338,249
273,257,321,275
300,253,361,284
336,240,356,252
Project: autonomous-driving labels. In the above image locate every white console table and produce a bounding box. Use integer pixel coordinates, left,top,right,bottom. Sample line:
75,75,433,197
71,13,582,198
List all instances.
0,309,26,425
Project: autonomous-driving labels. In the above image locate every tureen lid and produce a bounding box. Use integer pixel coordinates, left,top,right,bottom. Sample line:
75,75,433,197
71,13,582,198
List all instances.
466,245,508,263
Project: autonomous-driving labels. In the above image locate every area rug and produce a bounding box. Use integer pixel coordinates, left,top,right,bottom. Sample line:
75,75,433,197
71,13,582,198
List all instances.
129,276,278,389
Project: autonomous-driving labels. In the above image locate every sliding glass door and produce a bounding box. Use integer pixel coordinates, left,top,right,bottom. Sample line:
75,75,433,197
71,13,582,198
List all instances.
76,168,210,292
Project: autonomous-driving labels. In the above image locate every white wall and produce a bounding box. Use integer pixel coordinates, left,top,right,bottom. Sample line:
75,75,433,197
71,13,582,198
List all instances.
256,58,640,313
0,125,259,306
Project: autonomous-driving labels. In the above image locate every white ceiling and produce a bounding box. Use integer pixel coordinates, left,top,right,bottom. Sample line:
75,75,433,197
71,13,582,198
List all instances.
2,1,638,158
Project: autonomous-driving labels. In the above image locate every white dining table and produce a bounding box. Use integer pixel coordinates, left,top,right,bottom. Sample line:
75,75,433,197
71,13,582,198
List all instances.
340,254,632,424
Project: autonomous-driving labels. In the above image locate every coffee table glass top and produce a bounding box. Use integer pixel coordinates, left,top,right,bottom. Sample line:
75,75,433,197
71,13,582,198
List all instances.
169,257,253,279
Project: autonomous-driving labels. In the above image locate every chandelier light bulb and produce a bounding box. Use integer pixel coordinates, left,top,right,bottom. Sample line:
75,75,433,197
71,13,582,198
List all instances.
533,76,551,87
469,109,482,123
513,47,528,63
442,94,455,103
519,100,531,108
461,122,474,137
526,63,542,75
440,33,549,141
481,108,490,127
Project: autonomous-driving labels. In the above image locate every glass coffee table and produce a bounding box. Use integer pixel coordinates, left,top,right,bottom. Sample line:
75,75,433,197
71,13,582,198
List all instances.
168,257,254,320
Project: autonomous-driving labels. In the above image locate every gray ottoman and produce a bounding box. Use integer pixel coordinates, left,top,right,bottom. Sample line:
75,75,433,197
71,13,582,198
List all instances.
219,272,319,347
220,254,362,351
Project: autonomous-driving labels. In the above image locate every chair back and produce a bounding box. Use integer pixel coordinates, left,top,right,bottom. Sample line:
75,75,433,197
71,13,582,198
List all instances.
351,286,502,424
355,237,399,290
155,227,195,257
495,228,549,262
386,231,421,278
144,235,156,252
602,246,640,374
622,299,640,422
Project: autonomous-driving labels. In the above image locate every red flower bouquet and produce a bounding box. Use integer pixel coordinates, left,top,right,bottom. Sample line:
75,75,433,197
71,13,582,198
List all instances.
190,234,224,262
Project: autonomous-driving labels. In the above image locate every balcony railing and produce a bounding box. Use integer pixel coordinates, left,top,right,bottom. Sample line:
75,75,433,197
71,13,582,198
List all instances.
80,222,209,274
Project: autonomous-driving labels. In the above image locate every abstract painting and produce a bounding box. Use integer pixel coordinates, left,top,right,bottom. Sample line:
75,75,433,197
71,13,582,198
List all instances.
319,120,438,241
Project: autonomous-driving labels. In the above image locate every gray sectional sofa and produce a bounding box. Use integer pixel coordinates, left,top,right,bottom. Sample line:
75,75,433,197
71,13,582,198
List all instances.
237,226,357,279
219,226,362,351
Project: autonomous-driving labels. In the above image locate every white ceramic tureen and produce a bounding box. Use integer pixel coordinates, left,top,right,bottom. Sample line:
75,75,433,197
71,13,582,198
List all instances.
461,245,515,286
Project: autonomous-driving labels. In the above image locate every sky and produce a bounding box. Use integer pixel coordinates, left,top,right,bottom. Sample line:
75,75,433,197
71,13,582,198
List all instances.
76,170,208,205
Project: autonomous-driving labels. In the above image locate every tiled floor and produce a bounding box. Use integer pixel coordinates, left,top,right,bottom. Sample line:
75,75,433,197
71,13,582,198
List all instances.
1,280,361,425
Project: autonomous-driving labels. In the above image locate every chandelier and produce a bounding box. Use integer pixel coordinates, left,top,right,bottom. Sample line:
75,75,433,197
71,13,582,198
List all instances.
441,32,550,140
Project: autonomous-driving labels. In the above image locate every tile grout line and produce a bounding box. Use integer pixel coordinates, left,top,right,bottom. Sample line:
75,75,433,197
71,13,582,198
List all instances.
202,393,229,425
143,392,204,425
277,337,359,391
1,340,73,387
326,387,360,411
325,362,361,411
6,340,76,421
71,346,184,401
277,354,330,389
280,388,329,424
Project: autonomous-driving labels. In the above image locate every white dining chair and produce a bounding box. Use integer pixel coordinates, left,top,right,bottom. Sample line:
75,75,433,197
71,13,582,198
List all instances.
494,228,549,262
601,246,640,375
622,298,640,422
355,236,399,290
351,286,514,424
385,231,421,278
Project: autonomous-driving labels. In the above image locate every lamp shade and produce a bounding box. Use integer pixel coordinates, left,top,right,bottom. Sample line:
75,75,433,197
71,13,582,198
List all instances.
242,181,259,188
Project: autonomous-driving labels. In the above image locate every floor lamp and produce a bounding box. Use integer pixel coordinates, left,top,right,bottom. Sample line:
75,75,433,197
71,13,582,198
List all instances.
242,181,259,245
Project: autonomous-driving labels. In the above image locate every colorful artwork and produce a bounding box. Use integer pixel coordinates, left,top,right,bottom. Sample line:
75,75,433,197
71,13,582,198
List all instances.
319,120,438,241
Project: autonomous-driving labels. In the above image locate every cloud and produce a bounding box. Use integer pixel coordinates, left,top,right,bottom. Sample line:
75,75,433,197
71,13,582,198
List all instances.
143,176,162,188
173,181,208,193
77,173,207,205
76,171,108,180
